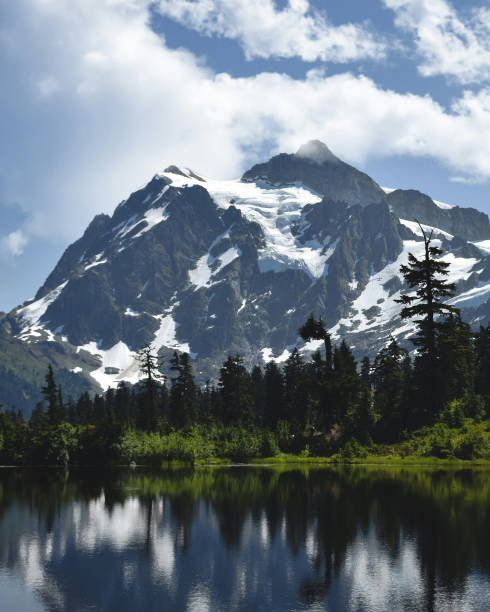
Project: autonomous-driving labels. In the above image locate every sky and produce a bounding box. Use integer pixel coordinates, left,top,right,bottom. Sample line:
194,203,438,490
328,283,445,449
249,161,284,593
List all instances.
1,0,490,311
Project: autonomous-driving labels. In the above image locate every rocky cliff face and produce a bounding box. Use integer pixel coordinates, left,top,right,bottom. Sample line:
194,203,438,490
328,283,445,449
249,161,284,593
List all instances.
5,141,490,395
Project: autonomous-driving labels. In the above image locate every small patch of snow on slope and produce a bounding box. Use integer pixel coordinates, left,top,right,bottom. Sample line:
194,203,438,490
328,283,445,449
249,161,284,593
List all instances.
399,219,453,240
473,240,490,255
77,341,142,390
152,312,194,357
17,282,68,341
448,283,490,308
261,347,291,363
189,231,241,289
432,198,454,210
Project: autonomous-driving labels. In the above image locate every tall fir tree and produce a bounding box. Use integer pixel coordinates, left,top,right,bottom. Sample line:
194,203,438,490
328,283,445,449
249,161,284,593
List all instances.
42,365,64,425
263,361,285,428
395,224,457,420
169,352,198,429
217,356,253,426
396,224,456,359
137,345,162,430
373,338,407,440
299,314,332,369
283,348,310,430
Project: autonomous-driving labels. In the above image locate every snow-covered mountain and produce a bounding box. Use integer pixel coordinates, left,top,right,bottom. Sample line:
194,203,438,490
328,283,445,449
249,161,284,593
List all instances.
5,140,490,391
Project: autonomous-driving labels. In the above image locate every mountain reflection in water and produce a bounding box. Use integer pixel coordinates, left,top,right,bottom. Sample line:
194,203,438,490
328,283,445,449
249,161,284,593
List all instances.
0,466,488,611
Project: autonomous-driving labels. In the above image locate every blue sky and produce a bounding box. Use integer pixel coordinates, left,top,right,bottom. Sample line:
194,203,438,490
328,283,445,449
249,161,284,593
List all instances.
1,0,490,311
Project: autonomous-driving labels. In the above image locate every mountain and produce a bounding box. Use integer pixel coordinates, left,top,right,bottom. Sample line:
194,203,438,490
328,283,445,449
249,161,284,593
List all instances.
4,140,490,408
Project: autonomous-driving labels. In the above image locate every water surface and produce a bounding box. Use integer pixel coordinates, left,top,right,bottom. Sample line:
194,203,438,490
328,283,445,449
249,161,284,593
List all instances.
0,466,489,611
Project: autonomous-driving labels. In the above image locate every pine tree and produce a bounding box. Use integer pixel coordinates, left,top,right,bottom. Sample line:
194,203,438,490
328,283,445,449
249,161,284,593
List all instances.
356,356,375,443
395,224,457,421
299,314,332,368
217,356,253,426
42,365,64,425
263,361,285,428
373,338,407,440
436,313,475,414
474,323,490,410
250,366,265,425
137,345,162,430
283,348,310,430
169,352,198,429
332,340,360,431
396,224,456,360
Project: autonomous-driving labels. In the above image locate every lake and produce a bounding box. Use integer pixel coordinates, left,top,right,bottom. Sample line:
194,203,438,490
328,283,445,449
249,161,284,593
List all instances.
0,466,488,611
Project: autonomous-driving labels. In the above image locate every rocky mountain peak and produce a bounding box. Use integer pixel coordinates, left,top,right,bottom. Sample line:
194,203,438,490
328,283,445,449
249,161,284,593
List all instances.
295,140,339,164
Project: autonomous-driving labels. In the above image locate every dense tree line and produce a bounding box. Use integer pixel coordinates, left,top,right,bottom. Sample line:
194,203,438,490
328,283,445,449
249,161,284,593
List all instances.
0,230,489,464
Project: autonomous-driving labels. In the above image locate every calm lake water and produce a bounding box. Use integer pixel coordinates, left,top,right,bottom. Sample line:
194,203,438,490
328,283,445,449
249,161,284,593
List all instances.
0,466,489,611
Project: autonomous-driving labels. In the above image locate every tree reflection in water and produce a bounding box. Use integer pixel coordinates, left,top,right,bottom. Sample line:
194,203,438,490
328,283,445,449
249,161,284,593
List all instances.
0,466,488,611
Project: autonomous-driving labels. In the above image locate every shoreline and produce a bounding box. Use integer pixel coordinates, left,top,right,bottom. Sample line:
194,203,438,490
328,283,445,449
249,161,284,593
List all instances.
2,455,490,469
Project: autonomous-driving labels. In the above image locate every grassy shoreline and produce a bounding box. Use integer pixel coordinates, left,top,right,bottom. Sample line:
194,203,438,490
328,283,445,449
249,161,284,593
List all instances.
2,455,489,469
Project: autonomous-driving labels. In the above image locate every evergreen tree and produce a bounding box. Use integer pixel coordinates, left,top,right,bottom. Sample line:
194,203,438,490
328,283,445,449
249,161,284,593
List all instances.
114,382,132,426
29,402,48,431
263,361,285,428
217,356,253,426
396,225,456,360
474,323,490,416
373,338,407,440
169,352,198,429
395,224,457,420
250,366,265,425
42,365,64,425
299,314,332,368
356,356,375,443
75,391,93,426
283,348,310,430
137,345,162,429
436,313,475,414
331,340,359,430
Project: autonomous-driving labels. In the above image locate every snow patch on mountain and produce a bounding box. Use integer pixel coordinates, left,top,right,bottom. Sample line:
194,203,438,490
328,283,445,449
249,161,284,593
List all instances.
85,254,108,271
433,198,454,210
189,240,241,289
77,341,142,389
17,281,68,341
331,240,425,337
399,219,453,240
160,168,331,278
261,347,291,364
152,312,194,357
74,296,194,390
443,252,478,280
448,283,490,308
474,240,490,255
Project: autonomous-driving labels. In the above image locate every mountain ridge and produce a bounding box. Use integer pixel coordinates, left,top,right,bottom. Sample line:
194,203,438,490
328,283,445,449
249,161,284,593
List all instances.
4,141,490,410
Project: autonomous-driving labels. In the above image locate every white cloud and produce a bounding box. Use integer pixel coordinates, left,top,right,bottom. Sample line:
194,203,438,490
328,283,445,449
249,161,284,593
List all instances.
450,174,486,185
155,0,387,62
384,0,490,84
37,75,61,98
2,0,490,258
1,230,28,256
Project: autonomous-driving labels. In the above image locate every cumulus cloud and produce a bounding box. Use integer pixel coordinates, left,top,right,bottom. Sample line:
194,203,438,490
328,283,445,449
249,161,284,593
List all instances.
2,0,490,257
384,0,490,84
0,230,28,257
154,0,387,62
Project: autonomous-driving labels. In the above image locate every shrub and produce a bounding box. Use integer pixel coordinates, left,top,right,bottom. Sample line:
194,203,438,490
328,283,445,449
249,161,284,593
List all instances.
261,431,279,457
340,438,368,460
